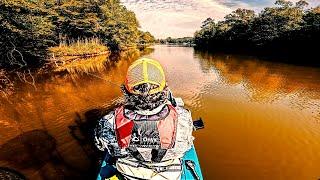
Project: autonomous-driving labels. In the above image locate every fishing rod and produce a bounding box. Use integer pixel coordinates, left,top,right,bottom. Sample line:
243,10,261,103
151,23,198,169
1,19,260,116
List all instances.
84,72,122,88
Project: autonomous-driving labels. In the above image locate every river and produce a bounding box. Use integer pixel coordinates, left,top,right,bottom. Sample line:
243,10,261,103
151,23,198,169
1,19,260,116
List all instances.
1,45,320,180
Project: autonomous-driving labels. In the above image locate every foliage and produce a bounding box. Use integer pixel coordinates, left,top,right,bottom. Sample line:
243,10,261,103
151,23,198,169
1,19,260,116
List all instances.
0,0,153,68
300,6,320,35
47,38,110,73
158,37,194,45
48,38,109,57
51,0,143,50
51,55,109,74
194,0,319,63
138,31,155,45
0,0,57,68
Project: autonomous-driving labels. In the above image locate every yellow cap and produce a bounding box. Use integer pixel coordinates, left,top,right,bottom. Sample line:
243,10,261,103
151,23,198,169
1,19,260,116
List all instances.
125,58,166,95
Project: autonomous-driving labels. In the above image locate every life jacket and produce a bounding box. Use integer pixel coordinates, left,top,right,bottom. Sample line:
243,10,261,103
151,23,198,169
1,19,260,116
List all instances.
114,104,178,161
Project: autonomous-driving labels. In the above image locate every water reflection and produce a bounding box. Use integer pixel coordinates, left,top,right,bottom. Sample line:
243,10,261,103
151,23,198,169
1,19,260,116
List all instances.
0,45,320,179
145,46,320,179
193,50,320,180
194,51,320,103
0,49,146,179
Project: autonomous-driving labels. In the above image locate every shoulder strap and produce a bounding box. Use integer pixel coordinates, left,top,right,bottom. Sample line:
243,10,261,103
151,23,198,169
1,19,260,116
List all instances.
115,106,134,149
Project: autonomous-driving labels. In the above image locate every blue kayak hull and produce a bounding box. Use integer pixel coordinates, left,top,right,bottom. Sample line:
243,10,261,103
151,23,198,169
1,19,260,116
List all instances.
97,145,203,180
181,146,203,180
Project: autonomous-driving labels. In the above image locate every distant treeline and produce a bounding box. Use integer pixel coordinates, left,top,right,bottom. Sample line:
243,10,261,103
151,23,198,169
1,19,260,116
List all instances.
0,0,155,68
157,37,194,45
194,0,320,64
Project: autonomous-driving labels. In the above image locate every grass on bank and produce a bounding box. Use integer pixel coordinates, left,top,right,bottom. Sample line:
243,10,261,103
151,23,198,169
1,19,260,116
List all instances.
54,55,109,74
47,38,110,73
49,38,109,57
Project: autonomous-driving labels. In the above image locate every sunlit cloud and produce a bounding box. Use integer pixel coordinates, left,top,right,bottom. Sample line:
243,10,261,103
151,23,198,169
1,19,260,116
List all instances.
120,0,319,38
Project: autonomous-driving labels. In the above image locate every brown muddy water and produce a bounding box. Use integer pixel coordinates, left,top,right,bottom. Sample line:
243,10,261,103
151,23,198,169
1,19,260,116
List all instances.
1,45,320,180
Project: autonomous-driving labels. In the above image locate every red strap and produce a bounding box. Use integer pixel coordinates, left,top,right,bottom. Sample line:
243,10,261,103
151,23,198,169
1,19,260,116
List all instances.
158,105,178,148
115,106,134,148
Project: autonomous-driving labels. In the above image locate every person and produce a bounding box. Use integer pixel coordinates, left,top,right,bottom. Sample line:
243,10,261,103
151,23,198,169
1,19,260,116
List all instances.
94,58,194,180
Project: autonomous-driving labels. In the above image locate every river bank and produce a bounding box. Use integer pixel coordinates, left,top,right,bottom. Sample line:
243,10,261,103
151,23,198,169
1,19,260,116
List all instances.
0,0,155,71
194,2,320,66
0,46,154,101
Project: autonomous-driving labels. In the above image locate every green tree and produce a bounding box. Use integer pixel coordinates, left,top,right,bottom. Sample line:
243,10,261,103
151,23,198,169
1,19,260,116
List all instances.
224,8,255,41
138,31,155,45
194,18,217,46
250,0,305,43
166,37,173,43
98,0,140,50
53,0,102,38
303,6,320,27
275,0,293,8
296,0,309,9
193,0,319,64
225,8,255,25
54,0,141,50
0,0,148,67
299,6,320,39
201,18,215,28
0,0,56,67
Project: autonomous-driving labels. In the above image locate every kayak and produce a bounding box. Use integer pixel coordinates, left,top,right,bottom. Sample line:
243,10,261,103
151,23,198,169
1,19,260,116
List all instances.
96,145,203,180
181,145,203,180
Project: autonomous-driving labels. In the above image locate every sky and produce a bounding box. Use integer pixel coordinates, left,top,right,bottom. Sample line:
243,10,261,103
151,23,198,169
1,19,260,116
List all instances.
120,0,319,38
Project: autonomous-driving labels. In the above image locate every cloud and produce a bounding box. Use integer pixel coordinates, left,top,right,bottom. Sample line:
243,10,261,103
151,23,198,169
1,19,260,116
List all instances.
120,0,235,38
120,0,320,38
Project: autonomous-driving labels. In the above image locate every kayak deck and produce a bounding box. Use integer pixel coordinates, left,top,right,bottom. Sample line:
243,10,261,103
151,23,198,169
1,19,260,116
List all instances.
181,146,203,180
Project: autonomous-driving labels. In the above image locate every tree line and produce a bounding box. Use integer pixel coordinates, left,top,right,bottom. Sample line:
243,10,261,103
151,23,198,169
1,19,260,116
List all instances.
157,37,194,45
194,0,320,64
0,0,155,68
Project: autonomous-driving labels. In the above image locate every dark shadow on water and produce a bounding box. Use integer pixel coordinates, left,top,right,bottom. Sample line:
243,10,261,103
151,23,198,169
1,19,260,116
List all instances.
0,129,95,180
0,130,56,169
68,103,120,179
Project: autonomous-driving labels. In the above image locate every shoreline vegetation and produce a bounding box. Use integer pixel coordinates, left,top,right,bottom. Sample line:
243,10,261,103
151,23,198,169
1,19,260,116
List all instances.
193,0,320,66
0,0,319,95
156,37,195,46
46,38,110,73
0,0,155,94
0,0,155,71
49,38,109,58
